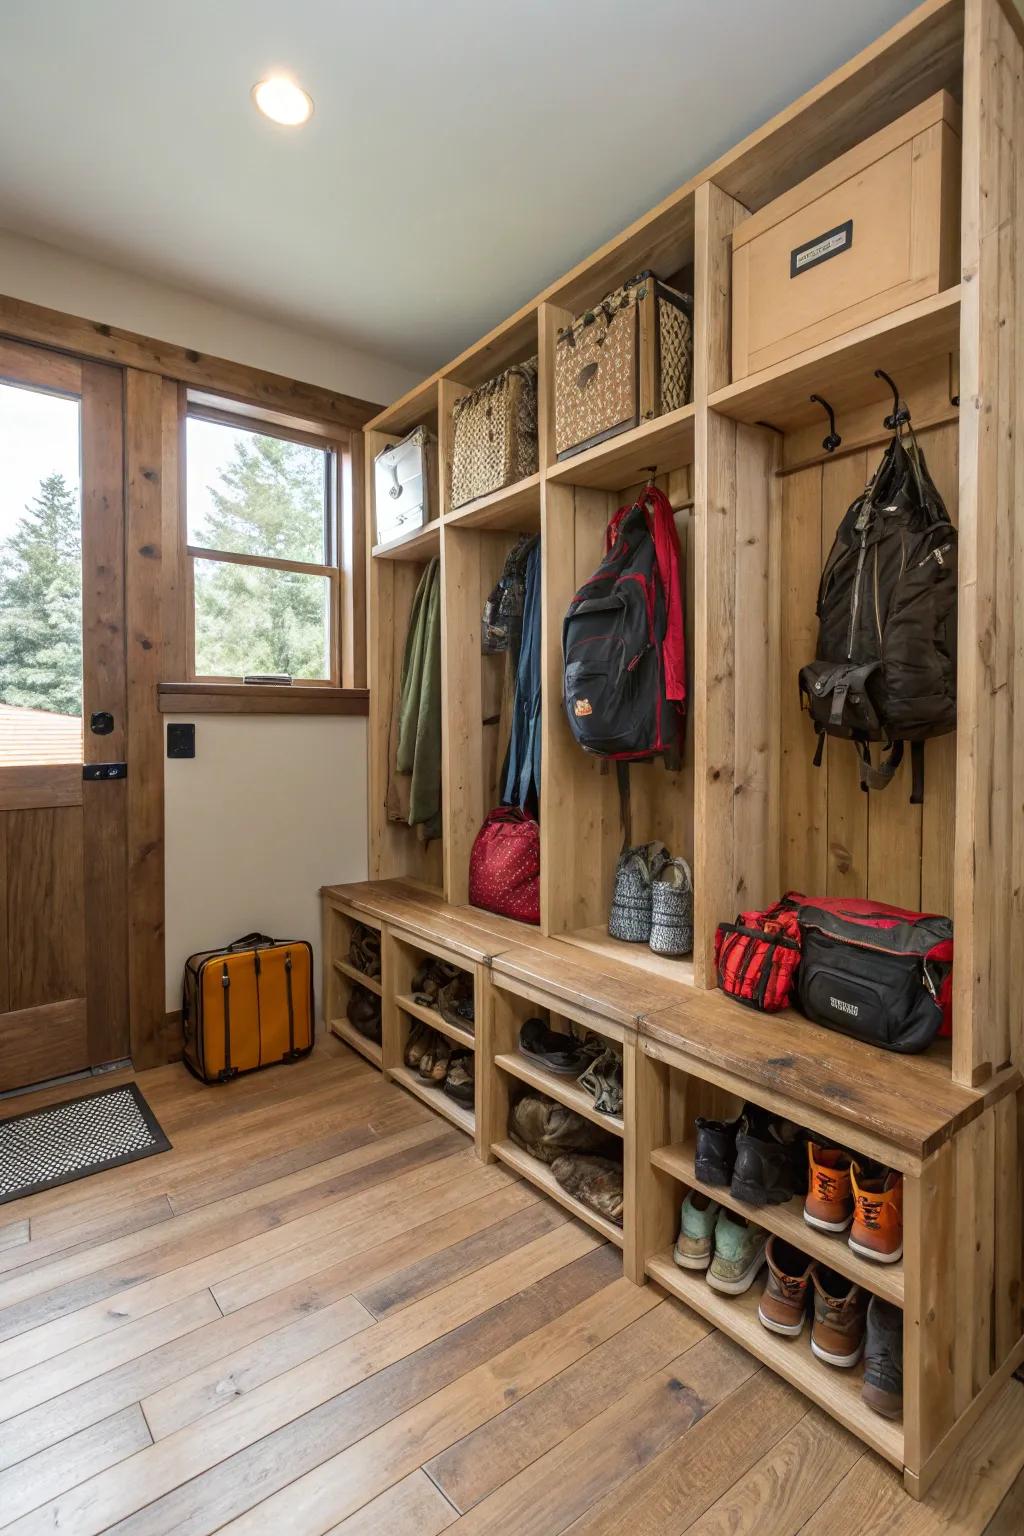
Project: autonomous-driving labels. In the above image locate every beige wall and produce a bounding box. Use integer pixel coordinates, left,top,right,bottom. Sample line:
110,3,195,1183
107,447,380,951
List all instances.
164,714,368,1013
0,227,418,405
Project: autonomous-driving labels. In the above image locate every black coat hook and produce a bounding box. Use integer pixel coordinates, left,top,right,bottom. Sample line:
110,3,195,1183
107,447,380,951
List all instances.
809,394,842,453
875,369,911,430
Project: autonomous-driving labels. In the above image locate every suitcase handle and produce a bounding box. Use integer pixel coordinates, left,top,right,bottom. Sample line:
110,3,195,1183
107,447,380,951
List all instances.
227,932,276,952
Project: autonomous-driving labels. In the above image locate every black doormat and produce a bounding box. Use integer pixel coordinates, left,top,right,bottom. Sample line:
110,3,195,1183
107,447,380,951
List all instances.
0,1082,171,1205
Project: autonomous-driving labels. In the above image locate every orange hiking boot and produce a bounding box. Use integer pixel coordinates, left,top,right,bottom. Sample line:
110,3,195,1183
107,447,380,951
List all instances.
804,1142,854,1233
850,1164,903,1264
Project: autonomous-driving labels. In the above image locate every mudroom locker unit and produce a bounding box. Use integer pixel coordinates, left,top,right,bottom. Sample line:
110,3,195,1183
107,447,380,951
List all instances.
323,0,1024,1501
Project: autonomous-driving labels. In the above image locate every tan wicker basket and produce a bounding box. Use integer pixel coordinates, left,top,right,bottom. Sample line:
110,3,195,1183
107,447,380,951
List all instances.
449,359,539,509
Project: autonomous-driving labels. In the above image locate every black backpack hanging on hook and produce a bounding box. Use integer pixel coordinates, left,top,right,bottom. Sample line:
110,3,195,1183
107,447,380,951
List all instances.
798,381,957,804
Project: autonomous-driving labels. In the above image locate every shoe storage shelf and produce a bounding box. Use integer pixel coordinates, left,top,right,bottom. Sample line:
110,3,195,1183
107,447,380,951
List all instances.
349,0,1024,1504
322,895,384,1070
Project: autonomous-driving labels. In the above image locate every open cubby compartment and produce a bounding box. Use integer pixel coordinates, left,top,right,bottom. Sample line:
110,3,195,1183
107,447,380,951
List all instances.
440,515,541,911
321,896,383,1069
366,542,445,896
484,970,626,1249
632,1023,1024,1496
440,310,543,528
366,404,442,561
538,221,697,490
382,923,483,1147
540,463,695,985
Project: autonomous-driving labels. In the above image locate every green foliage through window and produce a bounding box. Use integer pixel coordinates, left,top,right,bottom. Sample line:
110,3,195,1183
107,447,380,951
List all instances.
0,472,83,716
187,419,334,680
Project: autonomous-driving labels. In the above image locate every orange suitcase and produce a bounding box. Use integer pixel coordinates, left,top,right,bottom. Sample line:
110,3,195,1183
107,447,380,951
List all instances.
182,932,314,1083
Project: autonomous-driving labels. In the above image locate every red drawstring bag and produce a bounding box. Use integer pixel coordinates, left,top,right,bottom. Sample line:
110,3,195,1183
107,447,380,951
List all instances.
714,894,804,1012
469,808,540,925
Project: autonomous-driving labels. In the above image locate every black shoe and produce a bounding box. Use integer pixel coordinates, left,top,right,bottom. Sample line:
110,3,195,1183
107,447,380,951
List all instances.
694,1112,742,1186
518,1019,595,1077
730,1111,806,1206
862,1298,903,1419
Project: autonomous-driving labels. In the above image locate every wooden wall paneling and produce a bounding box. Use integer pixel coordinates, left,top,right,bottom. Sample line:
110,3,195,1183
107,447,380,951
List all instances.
539,482,618,936
6,808,86,1010
732,423,778,914
776,466,827,895
818,452,870,897
440,524,484,905
954,0,1024,1085
124,368,168,1069
0,294,380,431
81,359,130,1065
0,765,82,811
917,420,959,917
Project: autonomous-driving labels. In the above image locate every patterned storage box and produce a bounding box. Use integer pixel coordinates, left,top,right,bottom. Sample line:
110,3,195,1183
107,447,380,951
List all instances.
449,359,539,509
554,272,693,461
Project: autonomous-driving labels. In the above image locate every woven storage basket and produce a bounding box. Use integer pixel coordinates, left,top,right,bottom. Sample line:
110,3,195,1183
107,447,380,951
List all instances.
449,359,539,509
554,273,692,461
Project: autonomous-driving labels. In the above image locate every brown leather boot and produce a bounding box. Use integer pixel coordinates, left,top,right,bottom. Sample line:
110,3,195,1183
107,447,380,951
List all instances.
757,1237,813,1337
811,1265,868,1367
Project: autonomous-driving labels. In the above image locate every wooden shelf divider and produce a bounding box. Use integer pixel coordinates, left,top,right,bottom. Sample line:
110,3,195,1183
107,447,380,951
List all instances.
396,993,476,1051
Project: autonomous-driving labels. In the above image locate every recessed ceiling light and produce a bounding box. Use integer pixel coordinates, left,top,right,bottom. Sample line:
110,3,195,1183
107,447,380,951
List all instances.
252,75,314,127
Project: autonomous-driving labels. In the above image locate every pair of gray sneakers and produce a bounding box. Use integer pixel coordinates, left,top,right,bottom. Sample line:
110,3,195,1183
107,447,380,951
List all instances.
608,840,693,957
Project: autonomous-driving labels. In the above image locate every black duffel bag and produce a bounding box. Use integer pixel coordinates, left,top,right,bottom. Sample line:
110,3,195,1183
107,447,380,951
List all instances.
795,897,952,1055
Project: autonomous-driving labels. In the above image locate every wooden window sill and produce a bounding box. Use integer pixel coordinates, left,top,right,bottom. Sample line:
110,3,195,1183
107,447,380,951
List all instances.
158,683,369,716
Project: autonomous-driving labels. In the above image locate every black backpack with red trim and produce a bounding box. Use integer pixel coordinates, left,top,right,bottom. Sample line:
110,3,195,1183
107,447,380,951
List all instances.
562,486,685,762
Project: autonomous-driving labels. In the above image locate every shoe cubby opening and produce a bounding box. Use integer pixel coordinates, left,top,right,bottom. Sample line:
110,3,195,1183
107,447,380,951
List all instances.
485,978,625,1247
489,975,625,1139
322,899,383,1070
635,1047,905,1469
541,467,695,981
384,928,479,1142
440,520,542,914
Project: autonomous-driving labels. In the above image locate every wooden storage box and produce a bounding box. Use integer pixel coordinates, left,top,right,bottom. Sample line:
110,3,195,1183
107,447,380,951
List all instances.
731,91,961,380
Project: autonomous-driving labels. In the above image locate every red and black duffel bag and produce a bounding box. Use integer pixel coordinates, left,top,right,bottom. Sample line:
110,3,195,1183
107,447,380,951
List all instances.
714,895,803,1013
795,896,952,1054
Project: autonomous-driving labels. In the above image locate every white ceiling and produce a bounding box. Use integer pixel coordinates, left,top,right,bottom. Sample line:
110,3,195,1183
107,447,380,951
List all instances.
0,0,920,377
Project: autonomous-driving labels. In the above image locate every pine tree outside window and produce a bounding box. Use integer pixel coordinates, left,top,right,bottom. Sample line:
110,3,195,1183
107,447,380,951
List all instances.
185,402,344,684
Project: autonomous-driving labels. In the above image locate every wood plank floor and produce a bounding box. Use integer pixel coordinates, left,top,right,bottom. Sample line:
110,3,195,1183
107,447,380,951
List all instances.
0,1034,1020,1535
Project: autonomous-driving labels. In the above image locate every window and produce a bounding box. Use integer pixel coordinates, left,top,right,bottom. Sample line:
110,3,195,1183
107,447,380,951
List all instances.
185,404,343,684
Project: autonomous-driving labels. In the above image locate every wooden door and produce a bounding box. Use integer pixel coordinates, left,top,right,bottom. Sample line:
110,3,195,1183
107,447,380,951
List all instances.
0,338,128,1091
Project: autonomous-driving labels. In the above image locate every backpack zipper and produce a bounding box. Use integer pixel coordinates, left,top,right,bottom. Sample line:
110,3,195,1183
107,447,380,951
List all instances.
912,541,952,571
846,508,871,659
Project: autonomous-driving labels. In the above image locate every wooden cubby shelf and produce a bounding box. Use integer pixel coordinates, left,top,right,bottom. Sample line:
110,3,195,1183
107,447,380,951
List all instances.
351,0,1024,1501
492,1138,625,1247
546,402,696,491
332,957,381,996
371,520,441,562
495,1050,625,1137
329,1017,383,1070
708,287,961,433
396,993,476,1051
389,1065,476,1138
650,1140,903,1307
645,1251,904,1469
444,472,542,532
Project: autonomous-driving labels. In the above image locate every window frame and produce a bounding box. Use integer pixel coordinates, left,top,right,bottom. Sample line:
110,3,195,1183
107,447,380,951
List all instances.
182,396,350,688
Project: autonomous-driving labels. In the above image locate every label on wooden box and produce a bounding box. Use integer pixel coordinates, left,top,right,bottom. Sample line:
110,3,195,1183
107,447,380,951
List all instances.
731,91,961,380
